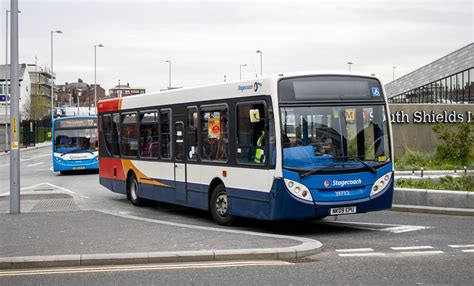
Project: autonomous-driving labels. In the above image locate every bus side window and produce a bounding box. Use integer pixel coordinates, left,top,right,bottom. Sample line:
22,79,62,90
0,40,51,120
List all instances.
200,105,228,162
139,110,159,159
236,102,266,165
186,107,198,161
120,113,139,157
160,110,171,159
100,114,113,157
111,113,121,156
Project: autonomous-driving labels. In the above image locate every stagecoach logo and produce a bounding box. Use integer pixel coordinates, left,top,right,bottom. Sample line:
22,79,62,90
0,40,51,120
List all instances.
324,179,362,188
324,179,332,188
70,155,88,160
238,82,262,92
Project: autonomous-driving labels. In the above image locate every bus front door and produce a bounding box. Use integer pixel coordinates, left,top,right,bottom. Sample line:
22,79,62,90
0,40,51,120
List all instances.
174,120,187,203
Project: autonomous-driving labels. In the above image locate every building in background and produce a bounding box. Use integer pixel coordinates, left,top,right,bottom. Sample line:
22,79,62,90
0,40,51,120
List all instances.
385,43,473,155
0,64,31,121
386,43,473,104
27,64,53,120
108,82,145,98
56,79,105,116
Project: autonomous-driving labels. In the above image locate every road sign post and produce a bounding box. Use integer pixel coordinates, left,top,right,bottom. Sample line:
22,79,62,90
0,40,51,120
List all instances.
10,0,20,214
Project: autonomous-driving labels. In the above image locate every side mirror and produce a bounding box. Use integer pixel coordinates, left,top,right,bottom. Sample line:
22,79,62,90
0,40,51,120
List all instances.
249,109,260,123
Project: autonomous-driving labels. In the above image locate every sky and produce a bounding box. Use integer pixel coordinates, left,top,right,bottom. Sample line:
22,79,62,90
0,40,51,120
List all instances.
0,0,472,93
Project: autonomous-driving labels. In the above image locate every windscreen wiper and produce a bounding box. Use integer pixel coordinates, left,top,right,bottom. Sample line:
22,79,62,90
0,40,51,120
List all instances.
60,150,79,156
283,162,352,177
300,162,350,178
331,156,377,173
60,149,94,156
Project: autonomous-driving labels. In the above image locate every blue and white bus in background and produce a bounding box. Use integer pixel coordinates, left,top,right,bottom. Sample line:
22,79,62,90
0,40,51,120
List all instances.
98,72,393,225
52,116,99,174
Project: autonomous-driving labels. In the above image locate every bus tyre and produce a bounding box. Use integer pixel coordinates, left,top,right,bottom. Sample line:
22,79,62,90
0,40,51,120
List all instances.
128,174,143,206
210,184,235,226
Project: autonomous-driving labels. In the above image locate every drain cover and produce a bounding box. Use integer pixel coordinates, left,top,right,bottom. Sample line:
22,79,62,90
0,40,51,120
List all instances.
31,199,80,212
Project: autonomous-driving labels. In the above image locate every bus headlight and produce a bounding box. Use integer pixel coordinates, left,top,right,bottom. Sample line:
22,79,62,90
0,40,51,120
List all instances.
371,171,393,197
284,179,313,202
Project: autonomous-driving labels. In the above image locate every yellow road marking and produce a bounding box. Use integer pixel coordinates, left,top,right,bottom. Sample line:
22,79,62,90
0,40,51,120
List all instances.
0,260,292,277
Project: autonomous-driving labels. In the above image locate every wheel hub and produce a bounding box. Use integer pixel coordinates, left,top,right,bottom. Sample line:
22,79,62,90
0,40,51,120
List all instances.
215,194,228,216
130,181,138,201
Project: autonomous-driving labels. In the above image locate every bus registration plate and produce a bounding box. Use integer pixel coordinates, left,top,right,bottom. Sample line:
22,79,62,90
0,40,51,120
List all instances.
73,166,86,170
330,206,356,215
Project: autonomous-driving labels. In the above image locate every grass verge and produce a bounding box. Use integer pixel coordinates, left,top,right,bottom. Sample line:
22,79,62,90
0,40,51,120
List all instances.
395,176,474,192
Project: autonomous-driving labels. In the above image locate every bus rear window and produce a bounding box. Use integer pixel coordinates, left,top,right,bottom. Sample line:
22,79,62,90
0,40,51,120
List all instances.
279,76,383,101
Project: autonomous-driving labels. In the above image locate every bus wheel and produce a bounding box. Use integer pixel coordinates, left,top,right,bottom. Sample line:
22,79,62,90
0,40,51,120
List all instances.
210,184,235,226
128,174,143,206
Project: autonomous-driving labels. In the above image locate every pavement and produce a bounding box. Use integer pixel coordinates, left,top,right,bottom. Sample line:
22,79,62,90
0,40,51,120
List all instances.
0,189,322,269
0,141,52,156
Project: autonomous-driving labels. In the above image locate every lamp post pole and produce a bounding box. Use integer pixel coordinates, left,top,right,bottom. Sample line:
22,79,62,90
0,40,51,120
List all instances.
76,90,81,116
10,0,20,214
239,64,246,80
393,66,396,81
94,44,104,115
347,61,353,72
50,30,62,120
256,50,262,76
165,60,171,89
4,10,9,152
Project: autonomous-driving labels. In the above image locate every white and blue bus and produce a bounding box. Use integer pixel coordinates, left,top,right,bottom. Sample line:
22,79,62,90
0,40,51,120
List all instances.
98,72,393,225
52,116,99,174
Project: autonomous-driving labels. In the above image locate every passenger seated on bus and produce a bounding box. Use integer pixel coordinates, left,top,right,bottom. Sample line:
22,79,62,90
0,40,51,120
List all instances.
216,138,228,160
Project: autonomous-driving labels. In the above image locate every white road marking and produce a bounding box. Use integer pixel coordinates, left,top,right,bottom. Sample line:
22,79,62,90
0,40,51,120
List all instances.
21,182,49,190
462,249,474,253
391,246,434,251
318,220,432,233
2,182,90,198
44,182,89,199
336,248,374,253
0,154,50,167
27,162,44,167
380,226,432,233
338,253,385,257
448,244,474,248
0,260,292,277
399,250,444,255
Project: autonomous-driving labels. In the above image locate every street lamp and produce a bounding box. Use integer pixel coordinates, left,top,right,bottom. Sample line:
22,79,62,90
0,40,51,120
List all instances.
392,66,396,81
94,44,104,115
240,64,247,80
165,60,171,89
50,30,63,119
76,89,83,116
347,61,353,72
256,50,263,77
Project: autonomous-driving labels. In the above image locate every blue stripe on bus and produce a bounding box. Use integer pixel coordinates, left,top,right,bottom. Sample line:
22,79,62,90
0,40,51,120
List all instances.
100,171,393,220
53,160,99,172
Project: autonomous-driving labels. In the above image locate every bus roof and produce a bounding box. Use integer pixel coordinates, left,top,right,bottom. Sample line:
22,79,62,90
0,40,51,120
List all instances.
53,115,96,121
98,71,381,112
